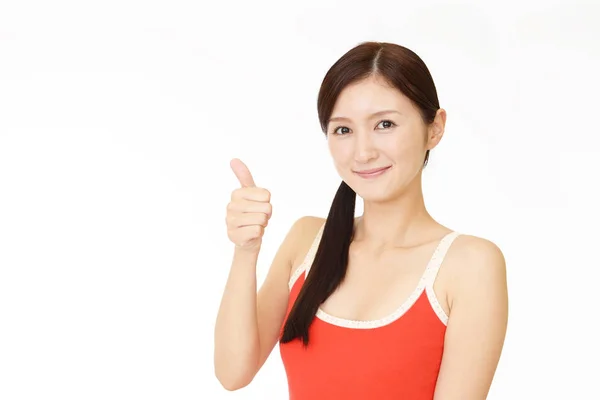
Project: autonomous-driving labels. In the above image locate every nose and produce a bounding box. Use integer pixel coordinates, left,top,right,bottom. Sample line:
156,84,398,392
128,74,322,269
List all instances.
354,131,378,164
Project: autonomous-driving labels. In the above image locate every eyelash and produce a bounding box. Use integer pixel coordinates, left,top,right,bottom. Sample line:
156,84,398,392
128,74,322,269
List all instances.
331,119,396,135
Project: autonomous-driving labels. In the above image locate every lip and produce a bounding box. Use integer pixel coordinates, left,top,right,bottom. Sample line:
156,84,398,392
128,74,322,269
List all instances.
353,166,392,178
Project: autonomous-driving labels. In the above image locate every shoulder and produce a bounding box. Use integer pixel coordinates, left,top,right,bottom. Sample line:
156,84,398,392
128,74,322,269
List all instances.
289,215,326,237
445,234,507,309
452,234,505,269
432,234,508,398
285,216,326,275
262,216,326,287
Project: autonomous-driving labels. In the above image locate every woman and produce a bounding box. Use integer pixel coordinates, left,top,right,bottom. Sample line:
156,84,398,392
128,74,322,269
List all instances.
214,41,508,399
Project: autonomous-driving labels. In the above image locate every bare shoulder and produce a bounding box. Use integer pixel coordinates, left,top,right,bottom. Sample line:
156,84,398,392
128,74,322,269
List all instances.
286,216,326,276
289,215,326,238
433,234,508,398
451,234,505,269
444,234,507,308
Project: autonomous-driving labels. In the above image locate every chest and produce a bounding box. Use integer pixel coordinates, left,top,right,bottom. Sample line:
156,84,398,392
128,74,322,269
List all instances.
317,243,443,322
279,314,446,399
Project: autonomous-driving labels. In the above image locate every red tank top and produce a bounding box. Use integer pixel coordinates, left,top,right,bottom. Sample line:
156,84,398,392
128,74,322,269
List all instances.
278,224,460,400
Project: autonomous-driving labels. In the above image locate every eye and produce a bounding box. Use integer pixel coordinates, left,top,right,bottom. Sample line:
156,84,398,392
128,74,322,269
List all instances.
332,126,351,135
376,120,396,130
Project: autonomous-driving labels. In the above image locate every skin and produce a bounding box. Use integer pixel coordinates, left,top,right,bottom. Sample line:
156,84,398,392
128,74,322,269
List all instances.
215,74,508,399
324,74,508,399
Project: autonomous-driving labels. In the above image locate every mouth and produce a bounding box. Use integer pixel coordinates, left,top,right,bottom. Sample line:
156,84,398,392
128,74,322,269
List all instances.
353,166,392,179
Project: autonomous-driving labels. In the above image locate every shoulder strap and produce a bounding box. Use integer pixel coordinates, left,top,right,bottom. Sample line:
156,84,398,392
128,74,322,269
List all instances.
423,231,461,288
288,221,325,289
303,222,326,276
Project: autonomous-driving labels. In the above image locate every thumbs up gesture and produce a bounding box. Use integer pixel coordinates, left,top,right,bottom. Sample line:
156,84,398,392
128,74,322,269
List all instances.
226,158,272,251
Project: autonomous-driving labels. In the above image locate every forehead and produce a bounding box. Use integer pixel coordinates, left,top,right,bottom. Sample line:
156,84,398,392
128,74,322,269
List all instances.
330,76,417,118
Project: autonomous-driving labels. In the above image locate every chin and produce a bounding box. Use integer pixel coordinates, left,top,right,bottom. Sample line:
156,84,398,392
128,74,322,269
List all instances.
347,178,407,203
357,192,397,204
350,185,396,203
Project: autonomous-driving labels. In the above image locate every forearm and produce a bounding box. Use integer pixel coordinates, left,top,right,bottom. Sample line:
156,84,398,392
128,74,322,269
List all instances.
213,248,261,389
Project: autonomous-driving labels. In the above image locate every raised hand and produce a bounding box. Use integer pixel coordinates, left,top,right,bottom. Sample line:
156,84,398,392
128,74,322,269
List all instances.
226,158,272,251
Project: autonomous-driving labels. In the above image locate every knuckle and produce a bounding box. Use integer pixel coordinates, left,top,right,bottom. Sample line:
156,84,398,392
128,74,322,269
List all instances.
231,188,243,200
261,189,271,202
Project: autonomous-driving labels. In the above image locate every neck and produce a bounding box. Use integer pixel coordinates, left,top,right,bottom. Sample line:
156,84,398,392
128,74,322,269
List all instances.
353,177,436,249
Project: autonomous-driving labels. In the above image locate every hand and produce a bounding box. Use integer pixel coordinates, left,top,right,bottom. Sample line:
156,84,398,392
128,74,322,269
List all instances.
226,158,272,252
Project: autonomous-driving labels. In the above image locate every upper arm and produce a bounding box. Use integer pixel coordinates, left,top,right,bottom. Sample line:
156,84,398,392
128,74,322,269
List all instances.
255,216,324,370
434,236,509,400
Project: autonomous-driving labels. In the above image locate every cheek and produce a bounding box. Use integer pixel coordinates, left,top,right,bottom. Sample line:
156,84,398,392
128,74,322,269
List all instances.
328,140,352,163
378,131,425,165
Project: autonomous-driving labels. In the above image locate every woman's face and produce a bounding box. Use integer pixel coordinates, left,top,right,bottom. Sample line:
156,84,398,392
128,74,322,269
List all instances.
326,75,445,203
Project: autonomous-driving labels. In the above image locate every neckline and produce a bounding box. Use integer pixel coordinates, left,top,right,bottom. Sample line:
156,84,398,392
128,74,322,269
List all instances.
313,231,455,330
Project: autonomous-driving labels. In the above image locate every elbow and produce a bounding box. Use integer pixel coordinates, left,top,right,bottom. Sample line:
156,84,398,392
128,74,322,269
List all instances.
214,358,257,391
215,370,254,391
213,339,260,391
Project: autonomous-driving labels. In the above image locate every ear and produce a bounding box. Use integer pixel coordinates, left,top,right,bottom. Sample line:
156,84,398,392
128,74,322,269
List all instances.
426,108,446,150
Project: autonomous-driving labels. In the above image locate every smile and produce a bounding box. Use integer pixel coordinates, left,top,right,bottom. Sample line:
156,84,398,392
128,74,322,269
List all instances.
353,166,392,179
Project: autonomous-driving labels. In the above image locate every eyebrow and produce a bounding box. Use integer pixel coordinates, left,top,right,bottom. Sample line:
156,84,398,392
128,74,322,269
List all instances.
327,110,402,125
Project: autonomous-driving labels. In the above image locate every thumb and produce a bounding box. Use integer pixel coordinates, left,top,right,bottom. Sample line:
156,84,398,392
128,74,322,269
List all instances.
230,158,256,187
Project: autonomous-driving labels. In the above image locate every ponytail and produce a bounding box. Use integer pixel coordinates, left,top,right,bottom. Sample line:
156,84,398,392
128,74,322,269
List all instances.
280,180,356,346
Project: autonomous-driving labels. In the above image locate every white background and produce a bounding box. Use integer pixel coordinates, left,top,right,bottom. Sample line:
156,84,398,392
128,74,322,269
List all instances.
1,0,599,399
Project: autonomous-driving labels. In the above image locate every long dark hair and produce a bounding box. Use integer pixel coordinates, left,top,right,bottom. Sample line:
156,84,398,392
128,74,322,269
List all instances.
280,42,441,346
